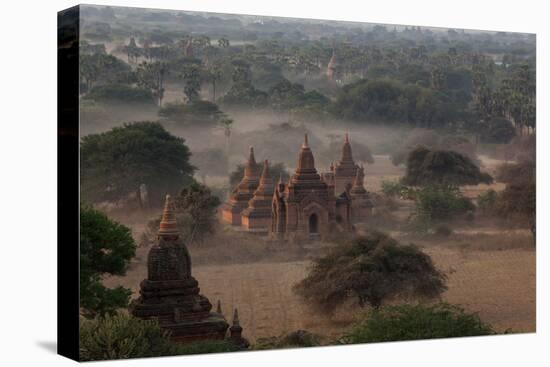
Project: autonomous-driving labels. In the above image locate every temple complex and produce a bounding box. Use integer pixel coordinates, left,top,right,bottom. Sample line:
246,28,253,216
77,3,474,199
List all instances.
271,134,351,241
241,160,275,232
221,147,260,225
222,133,372,240
131,195,229,343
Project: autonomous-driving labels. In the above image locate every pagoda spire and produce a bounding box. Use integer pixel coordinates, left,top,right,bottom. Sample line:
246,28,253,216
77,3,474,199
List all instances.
158,194,179,238
351,165,367,194
244,146,258,179
341,133,353,163
259,159,271,184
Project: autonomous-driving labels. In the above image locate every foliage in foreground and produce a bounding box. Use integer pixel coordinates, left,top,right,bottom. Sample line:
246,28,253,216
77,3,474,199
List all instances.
254,330,324,350
79,313,239,361
294,231,447,312
80,313,175,361
402,146,492,187
341,303,494,344
80,205,136,317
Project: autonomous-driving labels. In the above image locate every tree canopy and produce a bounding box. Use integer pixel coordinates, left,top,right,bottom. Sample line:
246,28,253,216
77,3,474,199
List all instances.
294,231,447,311
144,183,221,245
341,303,494,344
80,121,195,205
402,146,492,186
80,205,136,317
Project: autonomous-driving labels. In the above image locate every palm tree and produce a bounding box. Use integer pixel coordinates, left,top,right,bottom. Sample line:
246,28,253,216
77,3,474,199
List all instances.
207,64,222,102
218,37,230,48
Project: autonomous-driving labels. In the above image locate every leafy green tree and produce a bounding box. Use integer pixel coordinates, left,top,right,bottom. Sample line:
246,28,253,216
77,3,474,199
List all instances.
477,189,497,214
181,64,202,102
402,146,492,186
79,53,132,93
294,231,447,311
84,84,154,104
80,122,195,205
494,161,535,230
145,183,221,245
80,205,136,317
175,183,221,244
411,185,474,226
481,117,516,144
221,60,268,108
217,37,230,48
255,330,323,350
136,61,167,106
341,303,494,344
80,313,238,361
158,100,223,126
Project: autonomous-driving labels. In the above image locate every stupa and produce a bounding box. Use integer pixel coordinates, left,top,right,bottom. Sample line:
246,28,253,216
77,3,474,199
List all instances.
222,147,261,225
241,160,275,232
333,133,360,195
130,195,229,343
349,165,373,223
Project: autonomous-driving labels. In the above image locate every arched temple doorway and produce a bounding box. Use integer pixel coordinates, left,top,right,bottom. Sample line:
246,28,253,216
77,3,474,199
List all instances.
309,213,319,234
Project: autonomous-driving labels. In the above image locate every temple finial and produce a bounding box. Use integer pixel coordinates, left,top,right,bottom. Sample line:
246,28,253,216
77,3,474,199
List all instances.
158,194,179,237
345,132,349,143
303,133,309,147
216,300,222,314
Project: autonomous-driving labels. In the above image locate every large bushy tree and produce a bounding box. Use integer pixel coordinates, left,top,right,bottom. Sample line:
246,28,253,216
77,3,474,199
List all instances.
80,205,136,317
144,183,221,246
294,231,447,311
402,146,492,186
80,122,195,205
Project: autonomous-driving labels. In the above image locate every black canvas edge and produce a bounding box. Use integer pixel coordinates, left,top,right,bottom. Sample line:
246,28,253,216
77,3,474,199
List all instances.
58,4,80,362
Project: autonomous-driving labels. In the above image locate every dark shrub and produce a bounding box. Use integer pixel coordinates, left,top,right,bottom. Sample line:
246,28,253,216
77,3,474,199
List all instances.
255,330,323,350
481,117,516,144
341,303,494,344
403,146,492,186
294,231,447,311
85,84,154,104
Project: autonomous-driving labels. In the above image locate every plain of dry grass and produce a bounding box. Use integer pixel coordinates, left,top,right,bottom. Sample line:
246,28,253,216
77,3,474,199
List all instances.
102,155,535,343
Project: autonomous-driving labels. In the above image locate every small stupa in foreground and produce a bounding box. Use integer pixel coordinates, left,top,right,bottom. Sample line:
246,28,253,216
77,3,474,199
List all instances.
130,195,229,342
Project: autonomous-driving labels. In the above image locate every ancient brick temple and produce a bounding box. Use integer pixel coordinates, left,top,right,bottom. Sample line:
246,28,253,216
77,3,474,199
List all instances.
323,133,360,195
131,195,229,342
271,134,353,241
221,147,260,226
349,165,373,223
241,160,275,232
222,133,372,240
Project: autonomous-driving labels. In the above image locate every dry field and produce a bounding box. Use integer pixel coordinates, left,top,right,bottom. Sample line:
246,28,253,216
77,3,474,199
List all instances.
103,155,535,343
104,237,535,342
